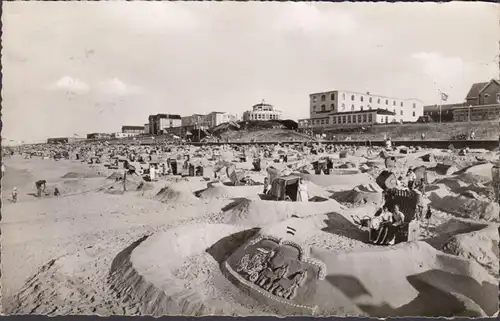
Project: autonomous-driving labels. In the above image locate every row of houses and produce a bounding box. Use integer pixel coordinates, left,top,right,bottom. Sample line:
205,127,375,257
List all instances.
423,79,500,123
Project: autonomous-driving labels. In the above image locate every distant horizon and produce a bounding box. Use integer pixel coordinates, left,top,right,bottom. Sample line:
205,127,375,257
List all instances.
3,1,498,144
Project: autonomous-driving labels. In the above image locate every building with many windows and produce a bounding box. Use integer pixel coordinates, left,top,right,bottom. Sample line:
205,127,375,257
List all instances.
121,125,145,134
242,101,283,121
299,90,423,131
86,133,113,140
205,111,239,128
308,90,423,123
148,114,182,135
298,109,397,131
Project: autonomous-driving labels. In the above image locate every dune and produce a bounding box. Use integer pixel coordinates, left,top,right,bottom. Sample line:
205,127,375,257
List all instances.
221,198,343,226
428,192,499,222
197,183,263,200
108,223,272,316
154,183,200,205
310,242,498,317
332,183,383,206
298,173,374,191
439,223,499,278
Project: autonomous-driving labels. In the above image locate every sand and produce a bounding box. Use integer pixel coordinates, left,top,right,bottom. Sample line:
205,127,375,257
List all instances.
2,147,499,317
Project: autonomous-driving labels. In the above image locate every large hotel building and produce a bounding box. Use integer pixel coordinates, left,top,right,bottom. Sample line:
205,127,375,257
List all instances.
298,90,424,131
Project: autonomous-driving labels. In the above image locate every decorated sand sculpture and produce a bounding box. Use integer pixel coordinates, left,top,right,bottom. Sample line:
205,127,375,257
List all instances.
222,235,326,314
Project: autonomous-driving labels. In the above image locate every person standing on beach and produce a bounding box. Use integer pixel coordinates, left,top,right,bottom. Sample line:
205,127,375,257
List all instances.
297,178,309,202
12,187,18,203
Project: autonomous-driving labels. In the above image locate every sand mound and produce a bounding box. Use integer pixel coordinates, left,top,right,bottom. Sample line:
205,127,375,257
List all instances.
197,183,263,200
463,163,493,181
154,184,200,205
108,224,271,316
222,198,343,226
309,241,498,316
440,224,499,278
428,192,499,222
61,171,103,179
107,171,124,180
299,173,373,191
333,183,383,206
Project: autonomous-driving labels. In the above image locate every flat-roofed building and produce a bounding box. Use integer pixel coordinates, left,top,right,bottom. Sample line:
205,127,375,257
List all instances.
308,90,423,123
121,125,145,134
298,108,396,131
148,114,182,135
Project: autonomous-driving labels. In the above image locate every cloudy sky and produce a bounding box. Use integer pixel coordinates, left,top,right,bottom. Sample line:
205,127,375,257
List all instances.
2,1,499,144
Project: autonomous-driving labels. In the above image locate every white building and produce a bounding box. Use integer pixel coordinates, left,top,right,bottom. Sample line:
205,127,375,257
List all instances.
243,101,283,121
206,112,239,128
113,132,141,139
308,90,423,123
298,109,397,130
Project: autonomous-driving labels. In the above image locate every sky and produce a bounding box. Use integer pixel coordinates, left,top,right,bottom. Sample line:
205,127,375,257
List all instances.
2,1,499,144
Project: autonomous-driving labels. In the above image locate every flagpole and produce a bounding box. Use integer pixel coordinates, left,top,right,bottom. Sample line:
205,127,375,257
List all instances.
439,90,442,124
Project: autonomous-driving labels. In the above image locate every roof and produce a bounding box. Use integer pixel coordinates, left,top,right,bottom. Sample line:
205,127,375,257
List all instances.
149,114,182,120
465,80,496,99
309,90,423,102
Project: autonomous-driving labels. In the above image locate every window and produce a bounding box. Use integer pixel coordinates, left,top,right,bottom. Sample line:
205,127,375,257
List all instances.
331,103,335,110
368,114,373,122
312,96,317,102
496,93,500,103
369,97,372,103
321,95,326,101
326,118,329,124
351,95,355,101
330,93,335,100
413,103,416,108
363,114,367,122
360,106,364,111
377,98,381,104
348,115,351,123
360,96,364,102
351,105,355,111
312,105,316,111
353,115,356,123
393,109,396,113
342,93,345,100
385,100,388,105
413,111,415,117
321,104,326,112
400,110,403,116
393,100,396,106
321,119,325,124
400,102,404,107
369,106,372,110
333,117,337,124
358,115,362,123
343,116,346,123
341,103,346,111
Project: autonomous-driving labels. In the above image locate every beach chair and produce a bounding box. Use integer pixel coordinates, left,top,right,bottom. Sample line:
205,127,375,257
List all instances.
385,189,421,243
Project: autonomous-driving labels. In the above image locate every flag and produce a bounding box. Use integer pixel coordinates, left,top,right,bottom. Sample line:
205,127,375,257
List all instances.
440,92,449,102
